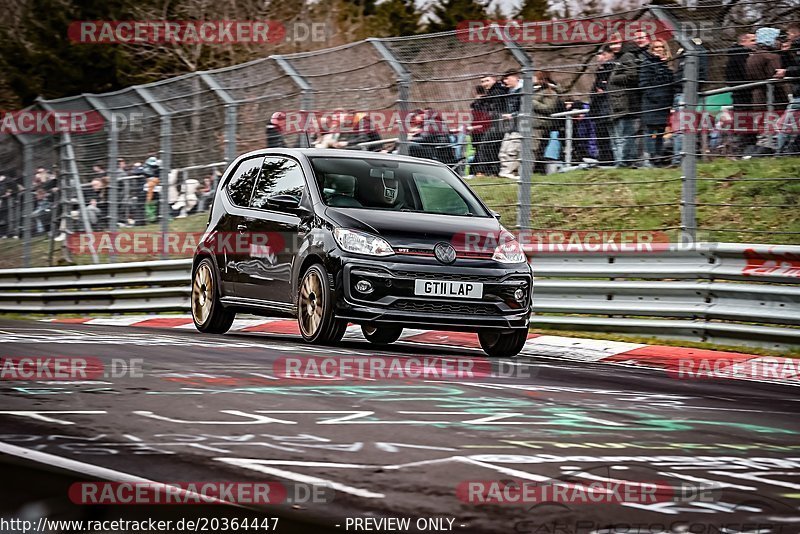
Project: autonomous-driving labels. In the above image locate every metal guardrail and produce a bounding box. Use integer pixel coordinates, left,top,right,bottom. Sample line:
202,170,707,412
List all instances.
0,244,797,350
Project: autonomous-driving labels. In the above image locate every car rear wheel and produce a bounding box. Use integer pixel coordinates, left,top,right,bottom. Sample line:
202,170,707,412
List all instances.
362,325,403,345
192,258,235,334
298,264,346,344
478,329,527,358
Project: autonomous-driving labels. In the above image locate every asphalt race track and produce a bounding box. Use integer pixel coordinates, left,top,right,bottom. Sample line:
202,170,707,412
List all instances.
1,318,799,533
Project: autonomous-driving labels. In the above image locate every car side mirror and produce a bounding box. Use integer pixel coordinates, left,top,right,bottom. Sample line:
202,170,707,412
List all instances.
267,194,301,211
491,210,502,220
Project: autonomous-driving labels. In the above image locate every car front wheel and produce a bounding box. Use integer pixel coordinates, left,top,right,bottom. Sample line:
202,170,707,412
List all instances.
362,325,403,345
298,264,346,344
192,258,235,334
478,329,528,358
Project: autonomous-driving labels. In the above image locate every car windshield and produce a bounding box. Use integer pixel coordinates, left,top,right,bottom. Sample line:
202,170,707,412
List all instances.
308,156,490,217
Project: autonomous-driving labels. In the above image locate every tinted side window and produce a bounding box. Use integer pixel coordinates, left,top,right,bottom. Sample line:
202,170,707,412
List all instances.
226,157,263,206
250,157,306,210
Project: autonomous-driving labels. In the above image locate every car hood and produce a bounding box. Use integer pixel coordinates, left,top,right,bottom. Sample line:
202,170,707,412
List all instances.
324,207,506,250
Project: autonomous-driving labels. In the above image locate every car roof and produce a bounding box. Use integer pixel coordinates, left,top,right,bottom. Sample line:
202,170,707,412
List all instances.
240,147,445,166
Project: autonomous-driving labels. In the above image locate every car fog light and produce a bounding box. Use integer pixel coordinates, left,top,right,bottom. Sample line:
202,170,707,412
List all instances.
514,288,525,301
355,280,373,294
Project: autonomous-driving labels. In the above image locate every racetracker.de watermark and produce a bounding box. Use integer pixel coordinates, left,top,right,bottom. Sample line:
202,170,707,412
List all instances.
69,21,285,44
456,19,673,43
69,481,332,505
0,357,143,380
273,356,533,381
458,479,720,505
671,357,800,381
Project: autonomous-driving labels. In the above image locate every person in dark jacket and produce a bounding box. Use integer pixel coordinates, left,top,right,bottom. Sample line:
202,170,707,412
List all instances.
590,45,616,164
265,112,286,148
725,33,756,152
470,75,507,175
746,28,788,112
726,33,756,108
640,39,676,167
607,40,642,167
777,23,800,154
746,27,789,152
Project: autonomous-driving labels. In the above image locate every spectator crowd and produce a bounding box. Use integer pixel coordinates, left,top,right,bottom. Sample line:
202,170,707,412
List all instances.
1,22,798,240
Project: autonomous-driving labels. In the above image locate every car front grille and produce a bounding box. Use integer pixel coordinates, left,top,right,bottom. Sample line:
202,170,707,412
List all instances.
391,300,498,315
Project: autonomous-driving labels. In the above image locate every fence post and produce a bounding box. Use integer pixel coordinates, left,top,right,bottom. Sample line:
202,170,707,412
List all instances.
564,116,574,166
134,85,171,259
199,72,238,163
369,39,411,156
681,52,699,245
272,56,313,147
21,143,33,267
62,131,99,264
502,36,534,231
159,116,172,260
650,6,699,245
84,94,118,260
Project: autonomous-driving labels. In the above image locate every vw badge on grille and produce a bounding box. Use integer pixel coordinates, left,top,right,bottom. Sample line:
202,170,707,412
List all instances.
434,242,457,265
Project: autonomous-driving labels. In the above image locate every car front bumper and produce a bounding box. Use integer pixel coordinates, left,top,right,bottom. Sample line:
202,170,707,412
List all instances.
333,257,532,331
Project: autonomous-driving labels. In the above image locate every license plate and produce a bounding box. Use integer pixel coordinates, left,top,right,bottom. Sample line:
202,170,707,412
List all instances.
414,279,483,299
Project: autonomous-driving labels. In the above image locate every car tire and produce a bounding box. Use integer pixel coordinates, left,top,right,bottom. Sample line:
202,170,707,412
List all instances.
478,329,528,358
361,325,403,345
192,258,235,334
298,264,346,344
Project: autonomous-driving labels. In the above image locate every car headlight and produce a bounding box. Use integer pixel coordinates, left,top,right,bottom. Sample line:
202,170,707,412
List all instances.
333,228,394,257
492,236,526,264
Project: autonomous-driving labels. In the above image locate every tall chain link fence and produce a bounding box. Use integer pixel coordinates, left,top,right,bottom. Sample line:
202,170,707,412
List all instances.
0,1,798,267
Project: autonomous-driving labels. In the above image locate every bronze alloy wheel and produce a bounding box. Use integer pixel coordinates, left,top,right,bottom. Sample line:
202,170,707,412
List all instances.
297,264,347,344
192,258,235,334
299,267,324,337
192,262,214,326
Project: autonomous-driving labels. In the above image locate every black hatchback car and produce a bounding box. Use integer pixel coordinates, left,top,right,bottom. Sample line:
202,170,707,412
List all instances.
191,148,532,357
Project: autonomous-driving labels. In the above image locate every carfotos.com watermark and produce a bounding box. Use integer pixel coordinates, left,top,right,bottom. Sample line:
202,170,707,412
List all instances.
0,110,144,135
512,520,785,534
69,21,329,45
69,481,332,505
458,479,721,505
273,356,533,381
0,357,143,380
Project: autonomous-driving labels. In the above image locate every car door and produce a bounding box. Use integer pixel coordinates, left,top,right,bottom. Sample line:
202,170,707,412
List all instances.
217,155,264,296
238,156,308,304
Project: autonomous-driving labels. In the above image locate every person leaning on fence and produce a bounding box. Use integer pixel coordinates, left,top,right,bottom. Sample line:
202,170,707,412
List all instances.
336,111,382,151
470,75,507,176
498,70,523,179
590,45,616,164
746,27,789,154
266,112,287,148
607,39,642,168
776,23,800,155
640,39,676,167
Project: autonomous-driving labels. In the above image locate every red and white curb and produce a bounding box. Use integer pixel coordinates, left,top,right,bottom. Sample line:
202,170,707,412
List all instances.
42,315,796,385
